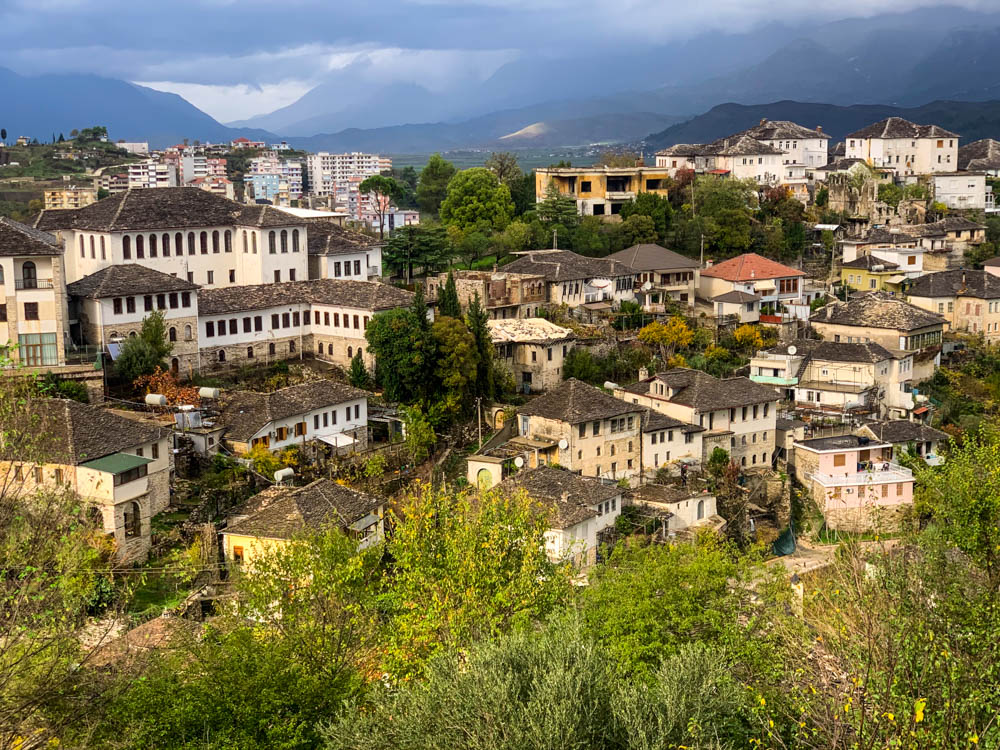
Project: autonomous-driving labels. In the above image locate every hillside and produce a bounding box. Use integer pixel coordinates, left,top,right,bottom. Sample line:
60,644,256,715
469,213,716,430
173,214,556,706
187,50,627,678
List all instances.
0,67,277,149
643,100,1000,151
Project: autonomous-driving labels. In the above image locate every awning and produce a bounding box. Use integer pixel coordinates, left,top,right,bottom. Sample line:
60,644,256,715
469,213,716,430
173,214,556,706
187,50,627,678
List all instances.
316,433,357,447
754,280,777,291
81,452,153,475
913,406,930,415
885,274,906,284
582,302,612,310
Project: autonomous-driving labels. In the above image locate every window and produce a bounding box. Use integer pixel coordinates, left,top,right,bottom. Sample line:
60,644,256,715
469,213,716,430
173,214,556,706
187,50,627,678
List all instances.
113,298,123,315
347,346,353,359
292,311,300,326
243,317,251,333
579,424,586,438
217,350,226,363
175,233,183,255
200,231,208,254
207,270,214,285
247,346,254,358
169,327,177,342
149,234,157,257
251,233,257,254
354,404,360,420
269,231,276,254
280,230,288,253
289,340,295,353
294,421,306,437
334,313,340,326
276,426,289,441
79,235,85,257
205,321,215,338
224,230,232,253
532,350,537,363
229,319,238,335
269,342,275,355
324,312,330,326
184,324,192,341
187,232,195,255
592,421,600,437
122,235,131,259
274,270,281,283
168,293,178,309
282,312,290,328
124,501,141,538
156,294,166,310
292,229,299,252
151,442,159,460
232,546,244,564
162,233,170,256
833,453,846,467
254,316,262,331
580,180,592,192
353,315,360,329
229,269,236,283
354,260,361,275
547,348,552,361
89,236,95,258
23,302,38,321
334,261,342,277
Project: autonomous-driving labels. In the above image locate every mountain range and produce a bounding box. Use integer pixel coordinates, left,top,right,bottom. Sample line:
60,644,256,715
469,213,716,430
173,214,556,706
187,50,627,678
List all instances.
6,6,1000,153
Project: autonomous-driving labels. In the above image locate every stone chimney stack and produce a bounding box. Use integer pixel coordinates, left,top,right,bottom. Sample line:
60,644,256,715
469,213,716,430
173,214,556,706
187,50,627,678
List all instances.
760,118,767,126
816,125,823,134
638,366,649,381
825,304,833,320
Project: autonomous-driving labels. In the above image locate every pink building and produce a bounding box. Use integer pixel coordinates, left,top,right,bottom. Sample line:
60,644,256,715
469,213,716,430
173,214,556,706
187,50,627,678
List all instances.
793,434,914,532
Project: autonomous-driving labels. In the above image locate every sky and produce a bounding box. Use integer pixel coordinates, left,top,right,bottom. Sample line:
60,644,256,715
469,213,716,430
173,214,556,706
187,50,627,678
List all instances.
0,0,994,121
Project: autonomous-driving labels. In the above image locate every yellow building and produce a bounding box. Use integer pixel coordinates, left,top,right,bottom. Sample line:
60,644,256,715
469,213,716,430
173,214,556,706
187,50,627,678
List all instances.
221,478,384,567
43,186,98,210
536,166,670,218
840,254,907,294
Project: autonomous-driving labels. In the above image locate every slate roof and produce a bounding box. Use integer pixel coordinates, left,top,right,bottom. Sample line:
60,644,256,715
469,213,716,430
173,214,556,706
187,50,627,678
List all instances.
810,292,945,331
844,227,918,245
700,253,805,281
795,434,891,452
640,368,778,411
7,399,167,466
30,187,304,232
814,158,867,172
841,254,899,270
225,479,381,539
846,117,959,140
711,134,785,156
67,265,200,298
959,139,1000,171
983,256,1000,268
764,339,897,364
0,217,61,257
711,290,759,304
502,250,636,282
197,279,413,315
217,380,369,442
908,216,986,235
305,218,380,256
499,466,620,529
641,408,704,434
30,209,78,232
519,378,639,424
740,119,829,141
906,269,1000,300
655,122,818,159
607,243,698,271
860,420,948,445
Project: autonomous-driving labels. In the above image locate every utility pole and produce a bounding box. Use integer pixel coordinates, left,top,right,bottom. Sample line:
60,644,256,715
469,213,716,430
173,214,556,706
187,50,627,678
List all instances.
476,397,482,448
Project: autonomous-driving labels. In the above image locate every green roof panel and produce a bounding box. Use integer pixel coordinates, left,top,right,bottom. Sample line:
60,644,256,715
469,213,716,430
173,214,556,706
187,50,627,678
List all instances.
81,452,153,475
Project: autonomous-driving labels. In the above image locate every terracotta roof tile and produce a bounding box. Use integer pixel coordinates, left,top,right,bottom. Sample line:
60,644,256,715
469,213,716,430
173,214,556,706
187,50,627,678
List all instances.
700,253,805,282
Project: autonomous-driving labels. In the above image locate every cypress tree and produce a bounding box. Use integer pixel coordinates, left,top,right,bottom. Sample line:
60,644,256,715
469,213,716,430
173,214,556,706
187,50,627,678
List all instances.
439,271,461,318
411,283,429,331
466,293,494,400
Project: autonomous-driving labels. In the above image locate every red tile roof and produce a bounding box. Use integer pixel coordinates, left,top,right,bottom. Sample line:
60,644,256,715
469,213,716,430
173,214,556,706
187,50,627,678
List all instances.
700,252,805,282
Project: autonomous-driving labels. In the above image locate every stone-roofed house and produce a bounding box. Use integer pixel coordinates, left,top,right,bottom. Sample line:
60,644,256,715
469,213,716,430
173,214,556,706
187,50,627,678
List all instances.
501,249,636,310
845,117,959,176
487,318,575,393
699,252,812,321
304,217,382,281
639,408,705,479
614,368,778,468
0,217,69,369
906,269,1000,341
196,278,414,370
958,138,1000,175
28,187,310,290
792,433,914,532
67,265,201,376
222,479,384,565
856,420,949,465
606,243,698,310
516,378,643,483
750,339,917,419
425,269,548,320
216,379,369,455
1,399,171,563
498,465,623,567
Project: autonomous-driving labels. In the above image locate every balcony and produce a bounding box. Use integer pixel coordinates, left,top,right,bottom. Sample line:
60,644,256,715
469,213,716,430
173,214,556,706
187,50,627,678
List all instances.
605,191,636,201
15,278,54,290
750,374,798,386
811,463,913,487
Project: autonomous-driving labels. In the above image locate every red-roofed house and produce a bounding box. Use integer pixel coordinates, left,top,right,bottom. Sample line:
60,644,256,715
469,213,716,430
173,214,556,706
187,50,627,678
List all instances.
230,137,266,150
699,253,814,322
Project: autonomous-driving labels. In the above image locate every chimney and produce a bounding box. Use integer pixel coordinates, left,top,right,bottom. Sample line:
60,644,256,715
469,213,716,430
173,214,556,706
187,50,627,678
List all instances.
826,305,833,320
960,271,967,294
638,366,649,381
816,125,823,134
760,118,767,126
561,492,569,504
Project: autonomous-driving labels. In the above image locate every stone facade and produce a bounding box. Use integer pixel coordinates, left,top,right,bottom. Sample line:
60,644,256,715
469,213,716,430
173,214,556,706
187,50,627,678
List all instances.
199,335,304,370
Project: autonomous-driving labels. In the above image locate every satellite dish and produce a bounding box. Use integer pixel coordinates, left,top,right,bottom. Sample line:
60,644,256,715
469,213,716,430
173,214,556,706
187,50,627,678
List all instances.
642,281,652,291
558,438,569,450
513,456,525,468
787,345,797,355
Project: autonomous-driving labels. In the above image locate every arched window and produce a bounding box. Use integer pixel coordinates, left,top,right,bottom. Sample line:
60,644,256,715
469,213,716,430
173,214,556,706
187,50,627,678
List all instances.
280,229,288,253
292,229,299,252
109,331,120,340
170,357,179,374
175,233,183,256
89,235,95,258
358,347,363,357
347,346,353,359
327,343,333,355
251,233,257,254
135,234,144,258
187,232,195,255
184,325,192,341
218,350,226,363
268,231,276,254
741,456,747,467
21,261,37,289
200,231,208,254
128,331,137,338
149,234,157,257
168,327,177,342
162,233,170,256
697,500,705,520
212,230,219,253
124,501,141,538
224,230,232,253
79,235,85,257
100,236,106,260
242,230,248,253
0,266,4,283
123,235,131,259
247,346,254,359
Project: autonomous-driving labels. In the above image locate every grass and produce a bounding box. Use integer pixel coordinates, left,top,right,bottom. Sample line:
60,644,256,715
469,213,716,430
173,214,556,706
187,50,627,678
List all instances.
815,525,900,544
126,566,192,618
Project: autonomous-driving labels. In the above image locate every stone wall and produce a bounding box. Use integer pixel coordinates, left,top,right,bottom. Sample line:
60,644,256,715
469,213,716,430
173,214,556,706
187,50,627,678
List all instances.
199,336,304,370
823,502,909,533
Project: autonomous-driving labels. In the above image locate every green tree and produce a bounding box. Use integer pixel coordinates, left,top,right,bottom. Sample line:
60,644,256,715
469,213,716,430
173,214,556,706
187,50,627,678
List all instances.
619,213,658,246
509,171,537,216
401,405,436,463
359,174,402,239
437,270,461,318
497,219,532,256
116,310,172,384
638,317,693,362
571,215,611,257
536,181,579,228
381,483,570,680
382,224,449,283
466,293,494,401
484,151,522,186
620,191,673,242
348,351,372,389
386,165,418,208
431,316,479,413
692,176,756,254
439,168,514,234
96,187,109,200
416,153,457,217
410,281,429,332
365,308,435,404
878,182,904,208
